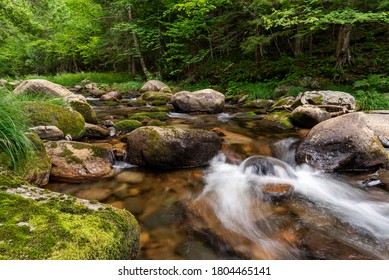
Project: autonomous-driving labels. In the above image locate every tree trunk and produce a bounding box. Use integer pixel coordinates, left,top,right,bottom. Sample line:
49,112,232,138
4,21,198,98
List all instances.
293,26,303,56
335,24,353,69
128,5,151,79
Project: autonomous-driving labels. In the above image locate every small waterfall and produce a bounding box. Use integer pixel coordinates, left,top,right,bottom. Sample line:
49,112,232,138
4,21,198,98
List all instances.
195,152,389,259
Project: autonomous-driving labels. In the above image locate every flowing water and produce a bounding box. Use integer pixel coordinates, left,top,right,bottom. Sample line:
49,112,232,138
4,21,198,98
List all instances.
45,102,389,260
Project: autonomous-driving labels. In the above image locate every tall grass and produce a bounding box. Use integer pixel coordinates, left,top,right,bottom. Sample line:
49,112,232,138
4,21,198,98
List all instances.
23,72,139,87
0,92,33,171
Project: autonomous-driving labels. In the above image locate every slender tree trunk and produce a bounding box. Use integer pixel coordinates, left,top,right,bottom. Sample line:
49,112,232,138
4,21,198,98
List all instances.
335,24,353,69
128,5,151,79
293,26,303,56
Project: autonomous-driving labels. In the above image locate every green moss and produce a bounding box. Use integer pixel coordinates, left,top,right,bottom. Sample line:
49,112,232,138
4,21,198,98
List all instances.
262,111,294,130
0,171,28,189
141,91,171,101
146,120,166,127
0,191,140,259
150,100,167,106
21,101,85,139
115,120,142,133
128,112,169,121
311,95,323,104
0,171,139,260
69,100,98,124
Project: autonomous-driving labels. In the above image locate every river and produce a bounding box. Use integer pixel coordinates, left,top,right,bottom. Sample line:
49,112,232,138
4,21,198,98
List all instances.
44,100,389,260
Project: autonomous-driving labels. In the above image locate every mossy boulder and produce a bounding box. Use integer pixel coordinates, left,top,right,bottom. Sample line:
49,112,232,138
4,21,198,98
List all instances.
0,171,140,260
125,126,221,169
296,112,389,171
69,100,98,124
242,99,274,109
21,101,85,140
115,120,142,133
44,141,115,183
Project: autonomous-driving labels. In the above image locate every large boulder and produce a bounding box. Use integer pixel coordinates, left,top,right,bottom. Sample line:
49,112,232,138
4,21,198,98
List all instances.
171,89,225,114
14,79,73,98
84,123,109,139
290,105,331,128
125,126,221,168
140,80,170,93
293,90,356,110
21,101,85,140
296,112,389,171
0,170,140,260
45,141,115,183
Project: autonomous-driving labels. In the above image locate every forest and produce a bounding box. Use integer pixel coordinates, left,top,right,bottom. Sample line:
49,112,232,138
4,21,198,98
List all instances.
0,0,388,87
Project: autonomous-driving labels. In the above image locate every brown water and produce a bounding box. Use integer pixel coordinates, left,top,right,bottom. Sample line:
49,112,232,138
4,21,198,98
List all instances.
45,101,389,260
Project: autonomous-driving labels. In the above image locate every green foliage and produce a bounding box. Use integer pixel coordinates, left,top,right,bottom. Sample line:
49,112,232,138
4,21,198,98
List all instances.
353,90,389,111
0,94,33,172
226,81,276,100
353,75,389,92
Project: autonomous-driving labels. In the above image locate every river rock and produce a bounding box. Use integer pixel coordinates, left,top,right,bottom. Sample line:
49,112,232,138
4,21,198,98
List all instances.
125,126,221,168
68,100,98,124
262,183,294,202
14,79,73,98
29,125,64,140
140,80,170,93
290,105,331,128
84,123,109,139
45,141,115,183
171,89,225,114
293,90,356,110
140,91,172,102
296,112,388,171
116,171,145,184
0,170,140,259
0,78,7,86
100,91,122,101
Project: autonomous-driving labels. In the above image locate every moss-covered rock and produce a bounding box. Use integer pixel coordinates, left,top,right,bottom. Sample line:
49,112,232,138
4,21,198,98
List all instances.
125,126,221,168
128,112,169,122
146,120,166,127
140,91,172,102
0,171,140,260
21,101,85,140
115,120,142,133
259,111,294,130
44,141,115,183
69,100,98,124
84,123,109,139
